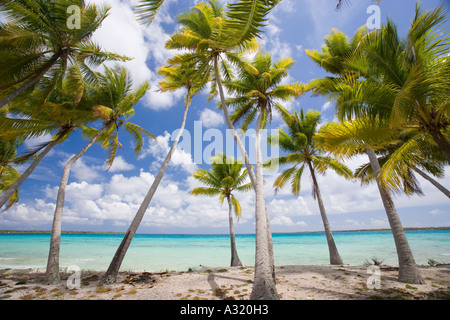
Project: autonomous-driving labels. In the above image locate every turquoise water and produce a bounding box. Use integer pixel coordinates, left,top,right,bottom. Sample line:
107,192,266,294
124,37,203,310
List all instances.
0,230,449,272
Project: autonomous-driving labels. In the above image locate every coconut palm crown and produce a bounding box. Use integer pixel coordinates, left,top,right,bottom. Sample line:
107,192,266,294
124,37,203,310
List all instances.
0,0,129,109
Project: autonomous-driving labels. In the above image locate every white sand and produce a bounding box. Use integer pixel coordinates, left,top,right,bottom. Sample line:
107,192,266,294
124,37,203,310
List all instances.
1,264,449,300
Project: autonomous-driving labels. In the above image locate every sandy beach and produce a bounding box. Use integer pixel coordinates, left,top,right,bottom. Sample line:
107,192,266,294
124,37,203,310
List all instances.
1,264,449,300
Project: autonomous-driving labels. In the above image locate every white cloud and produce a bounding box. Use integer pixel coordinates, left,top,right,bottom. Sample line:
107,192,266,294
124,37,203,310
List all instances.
90,0,184,110
271,216,307,227
295,44,304,56
71,157,103,183
268,197,313,217
321,101,332,112
344,219,366,228
106,156,135,173
430,209,444,215
3,153,449,232
370,218,389,228
140,132,197,173
1,167,248,230
199,109,225,128
23,133,54,151
90,0,152,85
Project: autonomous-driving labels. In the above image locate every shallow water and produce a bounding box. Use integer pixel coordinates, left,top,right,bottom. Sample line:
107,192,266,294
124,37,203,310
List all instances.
0,230,449,272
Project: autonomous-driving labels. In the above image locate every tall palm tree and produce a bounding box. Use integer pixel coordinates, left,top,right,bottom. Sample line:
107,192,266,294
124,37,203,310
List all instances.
162,0,281,299
266,109,352,265
101,59,205,284
0,0,128,109
222,50,302,298
45,66,154,284
305,11,447,283
0,65,96,210
314,119,425,284
191,153,252,267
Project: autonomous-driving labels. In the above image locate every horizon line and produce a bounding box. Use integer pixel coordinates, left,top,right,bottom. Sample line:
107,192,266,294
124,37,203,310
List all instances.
1,226,449,236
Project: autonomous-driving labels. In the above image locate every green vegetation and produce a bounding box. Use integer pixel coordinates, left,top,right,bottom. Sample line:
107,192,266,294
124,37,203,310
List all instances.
0,0,448,300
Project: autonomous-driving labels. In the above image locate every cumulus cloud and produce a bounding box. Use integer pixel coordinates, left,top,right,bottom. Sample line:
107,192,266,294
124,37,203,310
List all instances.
2,154,449,232
106,156,136,173
90,0,184,110
199,109,225,128
140,132,197,174
1,167,249,231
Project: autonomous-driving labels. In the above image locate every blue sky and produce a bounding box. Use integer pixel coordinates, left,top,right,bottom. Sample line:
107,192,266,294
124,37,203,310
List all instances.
1,0,449,234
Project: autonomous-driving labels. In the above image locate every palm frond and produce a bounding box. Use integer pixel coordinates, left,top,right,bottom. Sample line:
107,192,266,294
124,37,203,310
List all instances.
224,0,275,48
230,194,242,217
135,0,165,26
190,186,221,197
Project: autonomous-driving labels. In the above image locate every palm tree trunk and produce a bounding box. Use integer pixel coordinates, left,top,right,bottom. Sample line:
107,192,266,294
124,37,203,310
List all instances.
413,168,450,199
213,55,277,298
250,110,279,300
45,122,112,284
101,103,191,284
366,146,424,284
0,51,62,109
0,135,64,209
227,195,243,267
307,161,343,265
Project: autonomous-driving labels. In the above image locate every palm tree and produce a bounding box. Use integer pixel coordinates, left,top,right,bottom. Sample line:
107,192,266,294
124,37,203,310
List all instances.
45,66,154,284
221,50,302,298
306,7,450,283
313,5,450,164
0,0,128,109
191,153,252,267
266,109,352,265
0,65,96,210
162,0,280,299
0,137,21,211
313,118,449,198
101,59,205,284
314,119,426,284
135,0,280,26
354,129,450,199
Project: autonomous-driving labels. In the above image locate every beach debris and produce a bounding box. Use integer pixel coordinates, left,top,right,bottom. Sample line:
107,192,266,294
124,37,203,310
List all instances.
122,272,155,285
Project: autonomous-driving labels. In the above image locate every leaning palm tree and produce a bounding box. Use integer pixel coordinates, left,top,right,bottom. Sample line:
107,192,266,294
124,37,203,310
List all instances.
266,109,352,265
45,66,154,284
191,153,252,267
0,0,128,109
101,59,206,284
314,119,426,284
0,65,97,210
162,0,280,299
354,129,450,199
0,137,21,211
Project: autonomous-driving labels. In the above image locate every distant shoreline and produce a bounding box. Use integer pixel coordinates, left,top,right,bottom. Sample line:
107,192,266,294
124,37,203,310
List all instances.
0,226,449,235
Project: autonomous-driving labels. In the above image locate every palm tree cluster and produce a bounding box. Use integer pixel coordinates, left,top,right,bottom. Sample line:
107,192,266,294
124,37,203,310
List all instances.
308,3,449,284
0,0,448,300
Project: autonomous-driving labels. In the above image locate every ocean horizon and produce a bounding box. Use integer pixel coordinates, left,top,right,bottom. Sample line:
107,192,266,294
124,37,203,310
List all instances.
1,229,449,272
